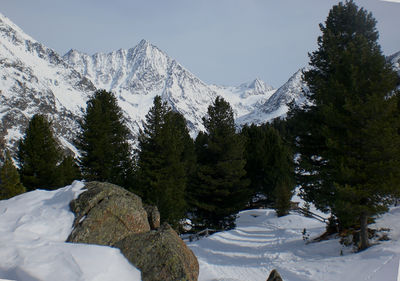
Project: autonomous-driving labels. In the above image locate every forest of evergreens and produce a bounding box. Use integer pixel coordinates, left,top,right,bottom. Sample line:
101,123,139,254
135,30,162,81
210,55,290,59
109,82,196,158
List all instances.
1,0,399,250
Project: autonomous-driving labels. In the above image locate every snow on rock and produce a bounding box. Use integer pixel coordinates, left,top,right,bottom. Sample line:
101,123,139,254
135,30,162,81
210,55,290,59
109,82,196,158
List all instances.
237,68,309,126
63,41,277,135
2,11,400,159
189,207,400,281
0,11,303,158
0,181,141,281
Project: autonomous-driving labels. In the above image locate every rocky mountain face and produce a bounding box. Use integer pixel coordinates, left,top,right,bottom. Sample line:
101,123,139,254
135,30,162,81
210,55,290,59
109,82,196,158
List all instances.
63,40,276,135
237,52,400,126
2,12,397,158
0,13,95,155
0,11,281,157
237,68,309,125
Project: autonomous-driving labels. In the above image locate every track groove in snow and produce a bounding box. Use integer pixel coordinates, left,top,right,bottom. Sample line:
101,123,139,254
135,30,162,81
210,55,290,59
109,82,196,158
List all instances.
189,208,400,281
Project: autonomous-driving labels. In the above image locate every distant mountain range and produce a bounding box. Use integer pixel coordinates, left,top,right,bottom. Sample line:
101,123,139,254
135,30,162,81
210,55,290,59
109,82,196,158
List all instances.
0,12,398,156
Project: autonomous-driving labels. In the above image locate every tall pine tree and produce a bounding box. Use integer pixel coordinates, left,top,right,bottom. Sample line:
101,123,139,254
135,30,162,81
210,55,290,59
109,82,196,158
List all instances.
290,0,400,250
0,151,25,200
18,114,62,190
76,90,134,188
190,96,250,230
136,96,194,227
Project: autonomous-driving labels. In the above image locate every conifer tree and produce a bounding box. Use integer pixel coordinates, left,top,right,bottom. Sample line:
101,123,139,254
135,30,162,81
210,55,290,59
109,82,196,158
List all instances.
18,114,62,190
56,155,81,186
190,96,250,230
290,0,400,249
0,151,25,200
76,90,134,188
241,124,294,216
137,96,194,227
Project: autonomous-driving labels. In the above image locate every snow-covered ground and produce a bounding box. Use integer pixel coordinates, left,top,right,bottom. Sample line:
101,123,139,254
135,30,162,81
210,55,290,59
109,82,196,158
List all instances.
0,181,141,281
188,205,400,281
0,182,399,281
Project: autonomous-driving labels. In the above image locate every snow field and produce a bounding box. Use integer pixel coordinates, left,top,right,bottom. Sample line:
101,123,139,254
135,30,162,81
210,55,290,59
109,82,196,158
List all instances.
189,207,400,281
0,181,141,281
1,181,400,281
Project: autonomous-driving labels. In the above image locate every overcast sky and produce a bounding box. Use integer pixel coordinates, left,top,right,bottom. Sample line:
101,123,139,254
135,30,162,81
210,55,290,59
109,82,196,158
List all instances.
1,0,399,87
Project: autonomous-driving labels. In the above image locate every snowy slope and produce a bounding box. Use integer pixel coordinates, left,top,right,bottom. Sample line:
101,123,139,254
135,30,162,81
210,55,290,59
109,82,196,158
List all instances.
0,12,95,155
189,207,400,281
1,182,399,281
237,68,309,126
210,79,276,120
9,12,400,158
0,11,300,157
63,41,276,134
0,181,141,281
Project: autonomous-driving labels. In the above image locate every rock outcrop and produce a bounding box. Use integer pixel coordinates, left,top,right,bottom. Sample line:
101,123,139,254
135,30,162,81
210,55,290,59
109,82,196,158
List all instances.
116,223,199,281
67,181,199,281
267,269,283,281
67,181,150,245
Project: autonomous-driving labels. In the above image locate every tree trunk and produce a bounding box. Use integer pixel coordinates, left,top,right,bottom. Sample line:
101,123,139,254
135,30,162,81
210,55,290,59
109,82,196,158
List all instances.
359,212,369,251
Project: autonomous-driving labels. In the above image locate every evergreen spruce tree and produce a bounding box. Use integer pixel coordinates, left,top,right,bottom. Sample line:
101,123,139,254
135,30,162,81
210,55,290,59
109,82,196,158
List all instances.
241,124,295,216
289,0,400,250
18,114,62,190
137,96,194,227
56,156,81,186
76,90,134,188
0,151,26,200
190,96,250,230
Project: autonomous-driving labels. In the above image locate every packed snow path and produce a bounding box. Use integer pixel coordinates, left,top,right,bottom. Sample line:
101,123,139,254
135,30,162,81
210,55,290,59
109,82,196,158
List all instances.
189,209,400,281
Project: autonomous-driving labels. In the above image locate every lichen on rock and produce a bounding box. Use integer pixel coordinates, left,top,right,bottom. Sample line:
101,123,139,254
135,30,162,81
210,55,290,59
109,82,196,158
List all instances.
116,223,199,281
67,181,199,281
67,181,150,246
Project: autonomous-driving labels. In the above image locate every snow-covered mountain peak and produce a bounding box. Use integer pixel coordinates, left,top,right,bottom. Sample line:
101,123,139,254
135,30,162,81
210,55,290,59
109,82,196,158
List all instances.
63,39,174,93
238,78,274,97
1,12,306,156
0,12,36,45
0,12,95,155
135,39,153,53
236,68,309,126
63,39,218,133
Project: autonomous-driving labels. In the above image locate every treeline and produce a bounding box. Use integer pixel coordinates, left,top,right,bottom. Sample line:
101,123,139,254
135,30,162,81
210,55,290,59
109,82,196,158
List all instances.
0,91,294,231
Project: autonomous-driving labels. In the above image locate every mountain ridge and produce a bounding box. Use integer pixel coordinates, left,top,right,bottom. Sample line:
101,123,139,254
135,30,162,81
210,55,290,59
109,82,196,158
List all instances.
0,12,95,156
62,38,278,134
1,12,399,158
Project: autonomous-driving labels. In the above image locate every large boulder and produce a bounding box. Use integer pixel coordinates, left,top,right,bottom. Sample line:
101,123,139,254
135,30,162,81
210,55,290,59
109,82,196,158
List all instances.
67,181,199,281
116,223,199,281
67,181,150,246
